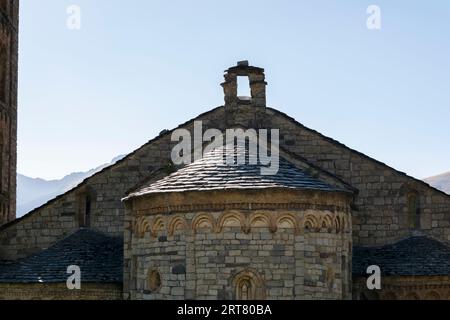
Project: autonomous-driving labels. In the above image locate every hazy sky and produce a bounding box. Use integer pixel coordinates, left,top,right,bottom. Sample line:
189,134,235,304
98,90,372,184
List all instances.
18,0,450,180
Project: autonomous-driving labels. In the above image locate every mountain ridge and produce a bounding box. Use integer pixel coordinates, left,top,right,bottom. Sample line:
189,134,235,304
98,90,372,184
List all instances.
17,155,125,217
424,172,450,195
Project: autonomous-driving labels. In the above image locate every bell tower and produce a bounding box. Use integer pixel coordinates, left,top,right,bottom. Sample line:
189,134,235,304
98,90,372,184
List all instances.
0,0,18,225
221,60,267,109
221,61,269,128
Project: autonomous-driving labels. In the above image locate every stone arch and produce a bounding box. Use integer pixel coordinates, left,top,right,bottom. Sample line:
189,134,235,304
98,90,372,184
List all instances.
333,215,341,233
321,212,334,231
232,269,265,300
134,216,150,237
151,216,165,238
217,211,248,233
140,217,151,237
167,215,188,236
276,213,298,231
192,213,216,233
424,291,440,300
249,212,273,232
303,213,319,231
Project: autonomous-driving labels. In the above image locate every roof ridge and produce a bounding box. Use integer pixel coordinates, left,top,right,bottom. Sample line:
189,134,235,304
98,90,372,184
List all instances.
268,107,450,199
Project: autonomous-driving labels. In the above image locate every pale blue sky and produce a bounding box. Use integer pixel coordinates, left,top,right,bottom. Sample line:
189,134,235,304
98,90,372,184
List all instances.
18,0,450,180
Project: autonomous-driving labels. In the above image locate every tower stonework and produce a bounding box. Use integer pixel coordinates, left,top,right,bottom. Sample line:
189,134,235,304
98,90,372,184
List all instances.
0,0,18,226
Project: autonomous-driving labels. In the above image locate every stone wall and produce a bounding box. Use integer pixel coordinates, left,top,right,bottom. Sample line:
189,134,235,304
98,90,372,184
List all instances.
0,283,122,300
126,212,351,300
124,189,353,300
353,276,450,300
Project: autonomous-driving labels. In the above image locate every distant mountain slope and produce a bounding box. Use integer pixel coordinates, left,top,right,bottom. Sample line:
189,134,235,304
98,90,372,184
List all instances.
424,172,450,195
17,155,124,218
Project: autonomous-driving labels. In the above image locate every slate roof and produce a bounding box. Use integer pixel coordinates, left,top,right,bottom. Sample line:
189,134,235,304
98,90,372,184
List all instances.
125,145,350,199
353,236,450,276
0,229,123,283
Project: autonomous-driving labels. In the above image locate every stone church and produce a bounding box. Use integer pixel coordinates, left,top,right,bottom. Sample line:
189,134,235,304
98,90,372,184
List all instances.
1,0,450,300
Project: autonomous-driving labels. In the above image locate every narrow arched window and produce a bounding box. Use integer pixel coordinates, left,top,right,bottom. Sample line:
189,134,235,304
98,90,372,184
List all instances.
84,194,91,227
233,269,265,300
407,192,420,229
78,193,92,227
239,279,252,300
